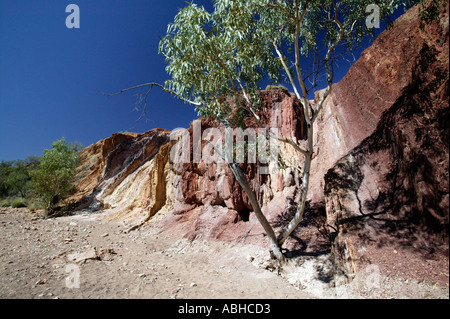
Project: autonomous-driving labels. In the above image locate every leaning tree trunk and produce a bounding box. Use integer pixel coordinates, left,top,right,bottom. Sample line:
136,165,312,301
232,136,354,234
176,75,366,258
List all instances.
278,123,314,246
227,162,284,261
219,121,284,261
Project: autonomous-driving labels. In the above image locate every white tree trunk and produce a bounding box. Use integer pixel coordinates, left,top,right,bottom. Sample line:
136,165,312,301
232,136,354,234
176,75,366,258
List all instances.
227,162,284,261
278,123,313,246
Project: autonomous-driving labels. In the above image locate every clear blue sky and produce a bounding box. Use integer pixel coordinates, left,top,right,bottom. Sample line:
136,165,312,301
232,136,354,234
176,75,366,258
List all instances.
0,1,399,161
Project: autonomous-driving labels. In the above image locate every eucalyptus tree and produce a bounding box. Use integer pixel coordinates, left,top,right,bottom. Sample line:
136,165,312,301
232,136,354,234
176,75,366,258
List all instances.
113,0,440,259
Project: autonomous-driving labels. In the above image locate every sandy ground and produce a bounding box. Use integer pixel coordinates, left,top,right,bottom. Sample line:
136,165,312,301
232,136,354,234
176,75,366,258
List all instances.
0,207,448,299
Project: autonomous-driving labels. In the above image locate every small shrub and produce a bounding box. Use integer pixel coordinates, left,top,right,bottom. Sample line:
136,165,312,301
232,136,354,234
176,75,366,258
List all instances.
11,198,27,208
0,199,11,207
27,199,44,211
30,137,79,210
265,84,290,94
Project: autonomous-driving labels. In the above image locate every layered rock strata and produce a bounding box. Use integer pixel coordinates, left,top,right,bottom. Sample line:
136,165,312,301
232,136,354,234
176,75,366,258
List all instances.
67,129,172,223
68,90,309,245
321,3,449,274
65,2,448,281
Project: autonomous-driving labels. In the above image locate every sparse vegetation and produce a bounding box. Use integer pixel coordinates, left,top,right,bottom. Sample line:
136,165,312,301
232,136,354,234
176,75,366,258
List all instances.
265,84,290,94
0,198,11,207
0,157,40,209
11,198,28,208
30,137,82,211
0,139,82,212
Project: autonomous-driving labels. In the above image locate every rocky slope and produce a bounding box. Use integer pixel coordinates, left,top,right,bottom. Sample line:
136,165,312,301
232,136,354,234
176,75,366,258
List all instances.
310,3,448,204
64,2,448,285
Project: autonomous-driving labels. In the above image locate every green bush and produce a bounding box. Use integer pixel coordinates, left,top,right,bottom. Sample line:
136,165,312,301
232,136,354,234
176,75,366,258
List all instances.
31,138,80,210
11,198,27,208
0,199,11,207
265,84,290,94
0,157,40,199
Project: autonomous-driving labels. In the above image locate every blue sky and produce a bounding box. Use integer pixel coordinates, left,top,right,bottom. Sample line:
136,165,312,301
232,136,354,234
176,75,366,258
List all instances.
0,1,397,161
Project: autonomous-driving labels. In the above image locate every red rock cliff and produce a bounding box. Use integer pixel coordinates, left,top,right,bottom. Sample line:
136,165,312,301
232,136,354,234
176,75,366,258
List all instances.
67,2,448,283
322,2,449,281
68,90,308,246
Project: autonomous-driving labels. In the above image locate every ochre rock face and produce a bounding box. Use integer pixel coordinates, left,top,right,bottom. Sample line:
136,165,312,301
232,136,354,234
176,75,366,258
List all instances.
308,5,448,203
67,3,448,278
309,3,449,193
67,129,172,223
162,90,308,243
70,132,139,203
322,3,449,274
68,89,308,245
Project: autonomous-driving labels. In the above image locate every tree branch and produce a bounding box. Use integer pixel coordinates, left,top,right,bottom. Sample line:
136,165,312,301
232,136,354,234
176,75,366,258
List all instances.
311,15,346,123
103,82,202,107
294,0,310,92
273,41,301,100
265,3,296,21
101,82,204,122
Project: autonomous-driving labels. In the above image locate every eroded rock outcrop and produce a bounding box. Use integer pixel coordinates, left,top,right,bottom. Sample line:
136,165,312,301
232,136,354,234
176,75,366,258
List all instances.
66,2,448,282
67,129,172,223
68,89,308,245
309,5,448,203
322,3,449,275
154,89,309,244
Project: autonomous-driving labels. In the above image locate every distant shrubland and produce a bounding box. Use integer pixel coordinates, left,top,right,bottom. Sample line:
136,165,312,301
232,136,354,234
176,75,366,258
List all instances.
0,137,83,212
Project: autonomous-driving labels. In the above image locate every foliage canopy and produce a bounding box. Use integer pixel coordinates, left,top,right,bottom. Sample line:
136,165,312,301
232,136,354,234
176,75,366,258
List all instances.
0,157,40,199
158,0,432,123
